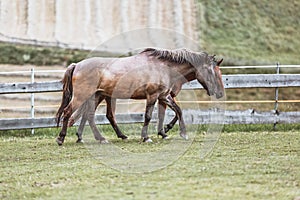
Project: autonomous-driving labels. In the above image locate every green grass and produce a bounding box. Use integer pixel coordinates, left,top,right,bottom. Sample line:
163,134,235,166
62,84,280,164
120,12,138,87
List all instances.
199,0,300,65
1,125,299,199
0,42,89,66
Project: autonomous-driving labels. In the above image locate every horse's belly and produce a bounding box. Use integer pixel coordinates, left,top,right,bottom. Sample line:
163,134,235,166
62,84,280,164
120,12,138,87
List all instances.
100,83,165,100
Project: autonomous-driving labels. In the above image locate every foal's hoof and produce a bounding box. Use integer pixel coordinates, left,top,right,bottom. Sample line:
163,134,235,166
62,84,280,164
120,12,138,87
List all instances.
180,133,189,140
56,137,64,146
143,137,153,143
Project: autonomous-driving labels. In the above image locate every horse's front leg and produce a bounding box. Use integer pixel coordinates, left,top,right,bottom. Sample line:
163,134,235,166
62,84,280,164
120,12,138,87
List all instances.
106,97,128,140
157,100,168,139
141,98,157,142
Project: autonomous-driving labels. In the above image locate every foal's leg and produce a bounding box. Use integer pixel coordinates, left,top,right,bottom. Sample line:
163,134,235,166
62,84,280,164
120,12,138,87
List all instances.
141,97,157,142
87,108,108,143
76,94,105,143
84,94,108,143
76,93,104,143
161,95,188,140
163,97,178,134
157,100,168,139
158,98,179,136
76,113,87,143
106,97,128,140
164,116,178,134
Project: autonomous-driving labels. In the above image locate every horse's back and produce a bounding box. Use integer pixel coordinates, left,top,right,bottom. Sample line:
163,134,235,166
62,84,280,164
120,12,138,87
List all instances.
74,57,113,72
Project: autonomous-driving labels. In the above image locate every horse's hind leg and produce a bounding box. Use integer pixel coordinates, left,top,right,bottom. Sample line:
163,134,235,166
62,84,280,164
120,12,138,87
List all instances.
56,104,73,145
106,97,128,140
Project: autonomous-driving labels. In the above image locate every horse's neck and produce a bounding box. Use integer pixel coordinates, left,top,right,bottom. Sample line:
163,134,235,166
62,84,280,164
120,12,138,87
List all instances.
176,64,196,83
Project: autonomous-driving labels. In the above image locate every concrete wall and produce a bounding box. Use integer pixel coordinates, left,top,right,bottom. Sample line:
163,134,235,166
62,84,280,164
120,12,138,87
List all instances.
0,0,198,50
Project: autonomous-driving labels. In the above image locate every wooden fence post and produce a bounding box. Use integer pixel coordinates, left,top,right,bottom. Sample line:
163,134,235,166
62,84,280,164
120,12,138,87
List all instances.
31,68,35,134
273,63,280,130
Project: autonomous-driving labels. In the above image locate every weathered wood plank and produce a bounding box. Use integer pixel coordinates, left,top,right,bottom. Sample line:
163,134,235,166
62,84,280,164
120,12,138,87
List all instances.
0,80,62,94
1,110,300,130
183,74,300,89
1,74,300,94
223,74,300,88
0,113,146,130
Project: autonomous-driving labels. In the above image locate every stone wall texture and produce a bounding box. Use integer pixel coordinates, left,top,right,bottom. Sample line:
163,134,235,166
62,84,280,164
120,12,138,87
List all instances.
0,0,198,50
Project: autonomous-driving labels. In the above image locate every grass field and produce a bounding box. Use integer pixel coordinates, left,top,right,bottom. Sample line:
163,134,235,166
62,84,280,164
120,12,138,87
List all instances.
1,125,299,200
0,1,299,199
199,0,300,65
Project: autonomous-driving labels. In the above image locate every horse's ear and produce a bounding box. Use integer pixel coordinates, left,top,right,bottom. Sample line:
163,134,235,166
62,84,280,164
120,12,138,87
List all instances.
217,58,223,66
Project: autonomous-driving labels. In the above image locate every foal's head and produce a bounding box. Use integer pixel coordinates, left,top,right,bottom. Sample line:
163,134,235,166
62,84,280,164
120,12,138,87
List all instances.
194,53,224,99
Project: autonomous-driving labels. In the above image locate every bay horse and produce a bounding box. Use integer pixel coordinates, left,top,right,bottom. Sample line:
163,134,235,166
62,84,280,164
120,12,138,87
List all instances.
56,48,224,145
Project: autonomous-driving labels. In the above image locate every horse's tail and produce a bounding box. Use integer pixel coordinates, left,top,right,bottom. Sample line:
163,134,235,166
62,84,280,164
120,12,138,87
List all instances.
56,63,76,127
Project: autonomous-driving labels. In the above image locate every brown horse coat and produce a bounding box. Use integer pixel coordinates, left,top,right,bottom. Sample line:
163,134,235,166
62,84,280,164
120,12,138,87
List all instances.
56,48,224,145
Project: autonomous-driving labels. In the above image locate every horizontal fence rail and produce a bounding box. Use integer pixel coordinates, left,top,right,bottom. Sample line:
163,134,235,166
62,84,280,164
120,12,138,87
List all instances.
0,81,62,94
1,72,300,130
183,74,300,89
1,109,300,131
1,74,300,94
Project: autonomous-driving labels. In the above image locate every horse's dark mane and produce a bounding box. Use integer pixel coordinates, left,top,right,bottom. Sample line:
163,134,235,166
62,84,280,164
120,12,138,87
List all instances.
141,47,213,67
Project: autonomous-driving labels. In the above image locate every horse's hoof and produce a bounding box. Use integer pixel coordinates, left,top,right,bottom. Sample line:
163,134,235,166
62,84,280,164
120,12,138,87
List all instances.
143,138,153,143
76,139,84,143
158,132,168,139
162,134,168,139
56,138,63,146
163,135,169,140
180,133,189,140
100,139,109,144
120,135,128,140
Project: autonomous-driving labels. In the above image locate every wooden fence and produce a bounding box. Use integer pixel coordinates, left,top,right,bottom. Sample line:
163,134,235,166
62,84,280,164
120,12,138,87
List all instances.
1,66,300,130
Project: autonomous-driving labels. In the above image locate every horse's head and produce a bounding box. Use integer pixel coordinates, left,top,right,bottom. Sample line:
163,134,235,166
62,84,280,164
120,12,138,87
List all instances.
195,55,224,99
